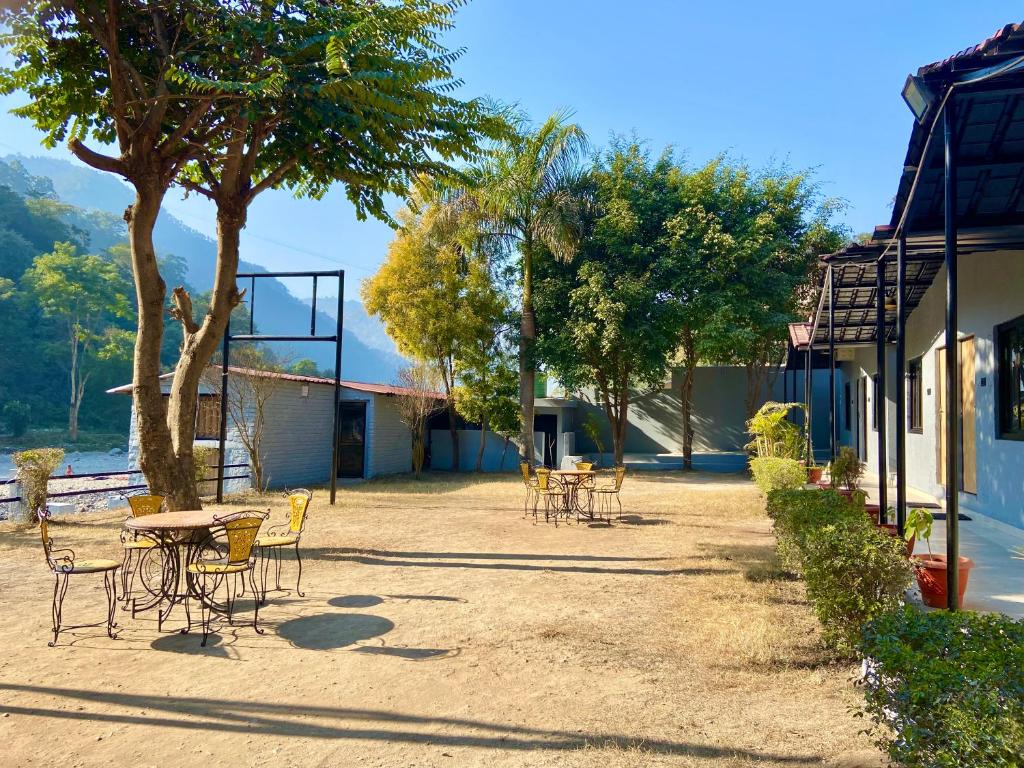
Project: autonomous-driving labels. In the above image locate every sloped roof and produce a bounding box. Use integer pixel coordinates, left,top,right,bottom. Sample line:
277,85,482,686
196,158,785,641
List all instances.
106,367,443,399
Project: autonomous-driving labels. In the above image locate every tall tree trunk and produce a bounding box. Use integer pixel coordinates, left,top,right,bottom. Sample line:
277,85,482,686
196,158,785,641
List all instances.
614,389,629,467
476,413,487,472
446,398,460,472
165,204,246,509
500,435,510,470
680,329,697,470
128,181,190,505
519,244,536,465
68,324,80,441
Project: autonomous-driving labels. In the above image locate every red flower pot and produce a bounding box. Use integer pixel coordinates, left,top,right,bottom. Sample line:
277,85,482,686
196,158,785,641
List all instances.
877,523,915,557
913,554,975,609
807,467,823,484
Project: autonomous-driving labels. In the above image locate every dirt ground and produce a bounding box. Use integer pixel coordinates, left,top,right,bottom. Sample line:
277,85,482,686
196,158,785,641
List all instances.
0,472,883,767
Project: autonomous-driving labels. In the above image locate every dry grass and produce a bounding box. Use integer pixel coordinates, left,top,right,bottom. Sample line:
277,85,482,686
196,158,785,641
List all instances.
0,471,883,767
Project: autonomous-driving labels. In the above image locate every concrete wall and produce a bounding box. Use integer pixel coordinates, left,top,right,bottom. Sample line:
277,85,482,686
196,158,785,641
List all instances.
259,380,334,489
838,250,1024,530
430,428,519,472
369,394,413,477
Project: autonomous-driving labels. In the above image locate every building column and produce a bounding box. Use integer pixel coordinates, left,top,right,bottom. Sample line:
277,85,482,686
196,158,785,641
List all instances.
828,267,837,461
943,95,961,610
895,236,908,537
875,258,888,523
805,345,813,465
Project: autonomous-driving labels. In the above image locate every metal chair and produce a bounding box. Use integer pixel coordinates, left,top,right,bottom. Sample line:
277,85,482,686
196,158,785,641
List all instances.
534,468,568,526
574,461,594,471
38,509,120,647
186,510,268,646
519,462,539,519
591,466,627,521
120,494,163,614
255,489,312,603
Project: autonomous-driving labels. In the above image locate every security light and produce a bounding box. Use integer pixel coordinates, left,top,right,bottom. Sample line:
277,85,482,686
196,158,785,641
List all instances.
902,75,935,124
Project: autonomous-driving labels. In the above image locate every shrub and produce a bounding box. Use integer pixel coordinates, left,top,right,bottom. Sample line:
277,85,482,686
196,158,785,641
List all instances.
192,445,218,485
750,457,806,495
802,519,912,653
2,400,30,437
859,607,1024,767
12,447,63,524
745,401,805,459
766,489,912,654
829,445,863,491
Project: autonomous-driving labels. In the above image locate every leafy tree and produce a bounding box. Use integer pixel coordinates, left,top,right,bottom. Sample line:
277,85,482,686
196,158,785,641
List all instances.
364,180,503,471
455,343,518,472
2,400,30,437
393,364,443,478
469,111,589,463
289,359,320,377
535,143,681,466
22,242,132,440
2,0,493,508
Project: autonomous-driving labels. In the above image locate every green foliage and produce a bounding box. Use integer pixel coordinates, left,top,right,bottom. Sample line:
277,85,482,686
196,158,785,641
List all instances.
904,507,934,555
745,401,805,459
582,413,605,460
2,400,30,436
829,445,863,491
766,489,912,654
192,446,218,487
749,457,806,495
13,447,63,523
859,607,1024,767
289,359,320,377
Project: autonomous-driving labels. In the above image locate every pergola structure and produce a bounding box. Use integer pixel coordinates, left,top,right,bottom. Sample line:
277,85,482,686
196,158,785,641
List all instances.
804,22,1024,610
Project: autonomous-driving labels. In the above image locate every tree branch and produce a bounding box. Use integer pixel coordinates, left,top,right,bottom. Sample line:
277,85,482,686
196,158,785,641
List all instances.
68,139,127,176
158,98,214,158
169,286,201,335
248,156,299,201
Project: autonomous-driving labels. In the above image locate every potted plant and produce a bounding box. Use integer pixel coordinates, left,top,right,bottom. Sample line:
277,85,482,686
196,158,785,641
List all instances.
875,506,915,557
829,446,863,497
806,456,823,485
904,507,974,609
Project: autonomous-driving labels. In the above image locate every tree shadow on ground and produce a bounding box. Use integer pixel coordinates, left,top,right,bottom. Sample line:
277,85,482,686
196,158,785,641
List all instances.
0,682,821,763
276,613,394,650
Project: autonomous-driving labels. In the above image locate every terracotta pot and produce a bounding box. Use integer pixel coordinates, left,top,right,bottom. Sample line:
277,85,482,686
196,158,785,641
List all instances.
807,467,823,484
836,488,854,498
913,554,975,609
877,523,915,557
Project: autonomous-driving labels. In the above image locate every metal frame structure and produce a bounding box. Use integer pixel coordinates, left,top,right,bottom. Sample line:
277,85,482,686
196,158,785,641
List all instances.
802,24,1024,609
216,270,345,504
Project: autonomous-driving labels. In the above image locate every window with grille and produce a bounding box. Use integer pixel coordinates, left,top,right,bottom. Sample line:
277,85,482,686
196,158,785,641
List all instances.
907,356,923,433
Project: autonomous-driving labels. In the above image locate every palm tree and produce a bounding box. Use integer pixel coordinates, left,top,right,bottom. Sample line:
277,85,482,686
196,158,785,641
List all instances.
472,111,589,464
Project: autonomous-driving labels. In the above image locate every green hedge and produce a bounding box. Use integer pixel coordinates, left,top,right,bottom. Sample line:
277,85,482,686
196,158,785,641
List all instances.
766,489,913,654
859,607,1024,767
750,457,806,495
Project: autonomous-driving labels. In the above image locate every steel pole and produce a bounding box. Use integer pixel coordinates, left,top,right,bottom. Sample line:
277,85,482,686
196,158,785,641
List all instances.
895,236,908,537
805,345,813,466
876,259,888,523
828,267,837,461
216,319,230,503
329,271,345,505
943,96,960,610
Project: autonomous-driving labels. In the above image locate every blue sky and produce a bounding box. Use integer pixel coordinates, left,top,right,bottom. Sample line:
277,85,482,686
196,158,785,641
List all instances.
0,1,1020,298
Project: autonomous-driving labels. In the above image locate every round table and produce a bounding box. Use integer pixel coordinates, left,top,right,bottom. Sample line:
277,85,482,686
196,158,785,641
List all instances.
550,470,596,521
125,510,222,630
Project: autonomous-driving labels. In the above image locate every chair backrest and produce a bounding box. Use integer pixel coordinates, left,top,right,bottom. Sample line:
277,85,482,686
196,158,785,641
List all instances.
128,494,164,518
536,467,551,490
575,462,593,472
287,489,312,534
614,465,626,490
215,511,268,565
37,509,72,572
519,462,532,485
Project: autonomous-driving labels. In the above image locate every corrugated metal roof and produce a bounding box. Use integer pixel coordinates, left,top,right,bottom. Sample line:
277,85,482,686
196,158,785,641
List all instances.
919,23,1024,77
106,367,443,399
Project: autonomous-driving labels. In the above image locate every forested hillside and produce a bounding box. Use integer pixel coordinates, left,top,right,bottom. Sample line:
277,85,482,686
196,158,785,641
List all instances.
0,157,403,441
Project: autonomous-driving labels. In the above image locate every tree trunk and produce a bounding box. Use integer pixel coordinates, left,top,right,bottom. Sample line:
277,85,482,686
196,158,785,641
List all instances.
476,413,487,472
500,436,510,470
519,245,536,465
680,329,697,470
68,323,79,441
128,182,190,505
614,390,629,467
446,398,460,472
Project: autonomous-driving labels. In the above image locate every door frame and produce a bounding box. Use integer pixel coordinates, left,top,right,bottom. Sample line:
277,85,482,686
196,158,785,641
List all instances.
337,400,367,479
935,337,977,494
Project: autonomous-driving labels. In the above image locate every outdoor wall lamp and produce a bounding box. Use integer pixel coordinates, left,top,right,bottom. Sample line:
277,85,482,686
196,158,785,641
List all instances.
301,384,309,398
902,75,935,124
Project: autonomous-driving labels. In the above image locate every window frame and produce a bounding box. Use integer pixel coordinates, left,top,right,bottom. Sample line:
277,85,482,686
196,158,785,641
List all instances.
844,381,851,431
871,373,881,432
996,313,1024,441
907,355,924,434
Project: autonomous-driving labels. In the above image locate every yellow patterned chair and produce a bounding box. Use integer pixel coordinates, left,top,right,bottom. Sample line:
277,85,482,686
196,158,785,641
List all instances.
534,468,568,526
38,509,120,646
519,462,539,519
120,494,163,614
186,510,268,646
255,489,312,603
591,466,627,521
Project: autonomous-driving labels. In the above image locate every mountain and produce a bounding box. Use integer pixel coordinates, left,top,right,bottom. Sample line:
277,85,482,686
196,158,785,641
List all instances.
301,297,401,357
7,155,400,382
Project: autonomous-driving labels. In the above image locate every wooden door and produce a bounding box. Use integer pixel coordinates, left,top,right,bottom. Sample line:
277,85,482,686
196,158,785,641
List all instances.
960,337,977,494
337,401,367,478
935,341,977,493
858,377,868,461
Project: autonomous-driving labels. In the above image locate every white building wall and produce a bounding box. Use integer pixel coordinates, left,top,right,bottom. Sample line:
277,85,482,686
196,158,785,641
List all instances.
259,380,335,489
838,250,1024,530
368,394,413,477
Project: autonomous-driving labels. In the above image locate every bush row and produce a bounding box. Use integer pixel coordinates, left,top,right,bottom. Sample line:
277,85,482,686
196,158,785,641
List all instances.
749,456,806,495
859,607,1024,767
766,489,913,654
